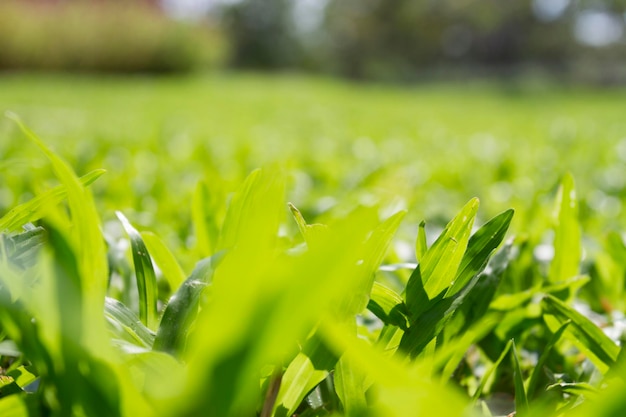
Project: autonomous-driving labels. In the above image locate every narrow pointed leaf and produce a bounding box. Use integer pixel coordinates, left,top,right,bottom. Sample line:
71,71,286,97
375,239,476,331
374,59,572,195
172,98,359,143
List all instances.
527,320,570,399
511,340,529,416
416,220,427,263
141,231,186,291
446,208,513,297
104,297,156,348
542,294,619,368
472,339,513,402
406,197,479,309
153,252,224,356
273,335,337,417
367,282,409,329
117,211,158,330
0,169,105,232
549,173,581,284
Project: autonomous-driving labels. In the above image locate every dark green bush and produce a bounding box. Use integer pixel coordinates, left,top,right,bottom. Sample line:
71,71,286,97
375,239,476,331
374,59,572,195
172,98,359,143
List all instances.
0,2,228,73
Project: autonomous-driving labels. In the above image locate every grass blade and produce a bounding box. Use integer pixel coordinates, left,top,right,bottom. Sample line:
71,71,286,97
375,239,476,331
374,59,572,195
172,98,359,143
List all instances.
116,211,158,330
367,282,409,329
542,294,619,369
153,252,223,356
8,113,109,351
549,173,581,284
406,197,479,308
274,335,337,417
416,220,427,263
446,208,514,297
335,354,368,416
472,339,513,402
526,320,570,399
141,231,186,291
104,297,156,349
511,340,529,416
0,170,105,232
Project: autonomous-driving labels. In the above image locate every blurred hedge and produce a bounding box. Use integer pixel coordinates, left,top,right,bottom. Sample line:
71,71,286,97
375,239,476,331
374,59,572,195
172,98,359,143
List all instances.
0,1,228,73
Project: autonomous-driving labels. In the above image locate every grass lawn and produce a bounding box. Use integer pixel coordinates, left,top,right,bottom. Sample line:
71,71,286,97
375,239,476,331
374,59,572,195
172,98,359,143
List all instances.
2,72,626,417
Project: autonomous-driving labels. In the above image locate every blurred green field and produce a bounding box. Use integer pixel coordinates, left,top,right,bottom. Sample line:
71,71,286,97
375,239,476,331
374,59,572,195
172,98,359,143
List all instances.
2,73,625,261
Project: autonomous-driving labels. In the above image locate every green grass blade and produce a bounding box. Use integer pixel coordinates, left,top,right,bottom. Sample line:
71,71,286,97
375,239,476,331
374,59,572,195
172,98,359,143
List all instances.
274,335,337,417
511,340,529,416
549,173,581,284
526,320,570,399
191,180,223,258
116,211,158,330
343,210,405,317
153,252,223,356
1,226,46,270
472,339,513,402
288,202,329,248
446,208,514,297
367,282,409,329
335,354,368,416
0,169,105,232
542,294,619,368
104,297,156,348
141,231,186,291
397,242,508,358
416,220,427,263
406,197,479,308
546,382,598,398
8,113,109,351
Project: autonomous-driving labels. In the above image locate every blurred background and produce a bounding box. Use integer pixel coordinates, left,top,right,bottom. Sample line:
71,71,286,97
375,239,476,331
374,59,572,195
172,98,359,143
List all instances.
1,0,626,84
2,0,626,269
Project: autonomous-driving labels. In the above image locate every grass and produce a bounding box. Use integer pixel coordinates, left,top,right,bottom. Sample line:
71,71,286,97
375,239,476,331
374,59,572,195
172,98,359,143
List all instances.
1,72,626,416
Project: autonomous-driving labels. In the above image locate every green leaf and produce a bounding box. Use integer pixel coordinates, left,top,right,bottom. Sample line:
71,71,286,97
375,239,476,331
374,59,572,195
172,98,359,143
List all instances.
274,335,337,417
549,173,581,284
0,170,105,233
1,226,46,270
104,297,156,348
288,202,329,248
406,197,479,310
526,320,570,399
8,114,109,349
546,382,598,398
542,294,619,369
343,210,405,317
511,340,529,416
446,208,514,297
416,220,427,263
335,354,368,416
367,282,409,329
141,231,186,291
192,180,223,258
116,211,158,330
472,339,513,402
153,252,224,356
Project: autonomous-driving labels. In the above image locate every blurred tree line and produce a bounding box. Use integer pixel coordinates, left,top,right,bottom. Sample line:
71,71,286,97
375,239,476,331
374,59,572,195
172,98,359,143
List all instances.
1,0,625,83
217,0,626,83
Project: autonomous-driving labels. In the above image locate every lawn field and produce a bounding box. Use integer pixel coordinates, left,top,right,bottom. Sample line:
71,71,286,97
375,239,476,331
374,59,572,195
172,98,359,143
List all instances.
2,73,626,416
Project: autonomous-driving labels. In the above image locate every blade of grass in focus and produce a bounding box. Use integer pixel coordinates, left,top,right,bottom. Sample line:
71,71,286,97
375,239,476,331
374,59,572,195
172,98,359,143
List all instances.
117,211,159,330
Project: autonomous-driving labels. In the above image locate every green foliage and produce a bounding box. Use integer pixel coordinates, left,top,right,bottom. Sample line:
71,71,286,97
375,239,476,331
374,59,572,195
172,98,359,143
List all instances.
3,79,626,417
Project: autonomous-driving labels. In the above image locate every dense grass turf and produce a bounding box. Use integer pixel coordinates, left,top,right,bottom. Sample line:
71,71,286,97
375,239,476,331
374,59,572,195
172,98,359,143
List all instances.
2,73,626,417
